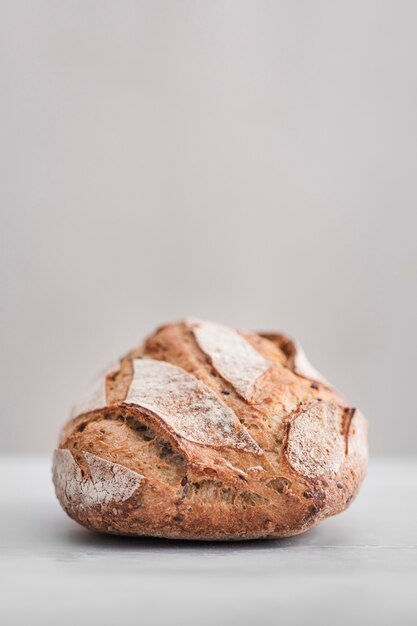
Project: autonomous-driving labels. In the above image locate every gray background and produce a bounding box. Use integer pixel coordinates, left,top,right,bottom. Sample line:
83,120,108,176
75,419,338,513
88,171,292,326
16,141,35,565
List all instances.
1,0,416,454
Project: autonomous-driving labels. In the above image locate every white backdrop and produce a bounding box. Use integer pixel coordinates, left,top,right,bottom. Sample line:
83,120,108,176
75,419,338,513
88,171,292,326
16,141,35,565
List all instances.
1,1,416,454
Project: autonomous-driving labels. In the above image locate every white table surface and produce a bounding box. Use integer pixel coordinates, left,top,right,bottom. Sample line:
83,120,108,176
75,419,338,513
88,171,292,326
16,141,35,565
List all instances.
0,456,416,626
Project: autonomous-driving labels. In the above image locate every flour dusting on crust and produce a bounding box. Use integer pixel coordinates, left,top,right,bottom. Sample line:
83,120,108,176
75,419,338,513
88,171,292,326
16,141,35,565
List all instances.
70,360,119,418
291,341,330,387
52,449,143,509
346,409,368,464
124,358,262,453
188,318,272,401
286,402,345,479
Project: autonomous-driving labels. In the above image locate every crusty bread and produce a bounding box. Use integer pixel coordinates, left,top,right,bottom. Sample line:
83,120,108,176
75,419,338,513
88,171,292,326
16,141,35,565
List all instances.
53,318,368,540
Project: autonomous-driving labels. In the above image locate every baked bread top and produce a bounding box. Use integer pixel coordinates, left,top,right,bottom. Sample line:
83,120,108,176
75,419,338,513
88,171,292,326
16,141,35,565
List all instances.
53,318,368,540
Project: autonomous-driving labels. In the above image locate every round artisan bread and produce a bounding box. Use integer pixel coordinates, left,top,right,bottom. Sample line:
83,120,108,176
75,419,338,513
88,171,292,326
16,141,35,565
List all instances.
53,318,368,540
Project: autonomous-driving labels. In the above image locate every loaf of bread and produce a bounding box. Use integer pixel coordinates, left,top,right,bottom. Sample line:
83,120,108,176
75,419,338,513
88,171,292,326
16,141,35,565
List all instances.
53,318,368,540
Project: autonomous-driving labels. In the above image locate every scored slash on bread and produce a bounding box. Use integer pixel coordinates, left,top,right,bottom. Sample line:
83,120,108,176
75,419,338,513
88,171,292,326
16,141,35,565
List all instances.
69,360,120,419
285,402,346,479
187,317,273,401
53,318,368,540
125,358,262,454
259,332,332,387
53,449,143,510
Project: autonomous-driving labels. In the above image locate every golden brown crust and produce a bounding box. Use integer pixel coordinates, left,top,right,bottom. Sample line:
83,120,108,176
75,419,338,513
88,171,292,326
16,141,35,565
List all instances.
53,319,368,540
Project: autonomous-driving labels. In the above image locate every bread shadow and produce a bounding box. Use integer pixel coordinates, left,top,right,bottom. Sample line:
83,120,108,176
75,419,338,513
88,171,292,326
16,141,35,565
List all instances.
63,524,317,553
